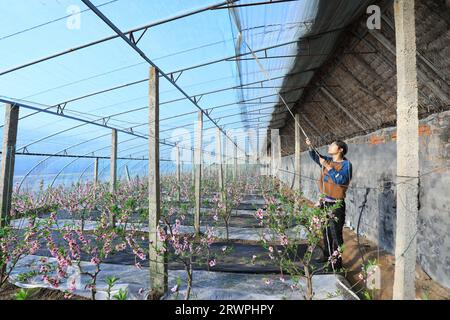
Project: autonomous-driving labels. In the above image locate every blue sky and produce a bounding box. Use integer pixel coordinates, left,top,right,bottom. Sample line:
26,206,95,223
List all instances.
0,0,315,189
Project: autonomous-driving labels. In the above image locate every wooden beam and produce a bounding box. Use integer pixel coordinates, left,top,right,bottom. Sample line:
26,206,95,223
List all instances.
320,86,369,132
369,29,449,105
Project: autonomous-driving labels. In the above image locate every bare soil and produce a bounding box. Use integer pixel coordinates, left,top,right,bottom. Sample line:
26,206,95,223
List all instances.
342,227,450,300
0,282,88,300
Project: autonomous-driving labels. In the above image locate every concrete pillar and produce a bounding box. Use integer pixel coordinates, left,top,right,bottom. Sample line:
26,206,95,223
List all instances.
270,129,279,176
233,138,237,181
256,127,260,166
93,157,99,188
125,165,131,182
294,113,301,192
258,130,269,176
176,145,181,202
224,131,229,181
110,129,117,193
245,137,250,167
148,66,167,295
271,129,281,189
393,0,419,300
109,129,117,227
191,148,195,185
277,132,282,193
216,128,226,204
194,111,203,234
0,104,19,227
267,129,272,177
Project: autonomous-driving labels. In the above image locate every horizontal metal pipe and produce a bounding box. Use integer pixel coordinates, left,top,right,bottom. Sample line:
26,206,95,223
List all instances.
0,0,235,77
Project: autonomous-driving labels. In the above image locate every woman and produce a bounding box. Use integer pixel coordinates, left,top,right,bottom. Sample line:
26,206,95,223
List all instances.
305,138,352,271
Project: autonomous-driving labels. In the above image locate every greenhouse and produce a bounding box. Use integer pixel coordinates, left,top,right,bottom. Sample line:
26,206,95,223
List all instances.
0,0,449,303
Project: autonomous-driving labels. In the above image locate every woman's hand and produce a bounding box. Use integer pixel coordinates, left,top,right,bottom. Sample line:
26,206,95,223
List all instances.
305,138,311,146
320,157,332,170
319,157,326,165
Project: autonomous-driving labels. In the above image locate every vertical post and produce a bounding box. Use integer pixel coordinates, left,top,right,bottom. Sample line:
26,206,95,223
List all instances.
277,132,282,193
194,111,203,234
176,145,181,202
93,157,99,188
0,104,19,227
191,148,195,186
256,126,260,165
294,113,302,193
216,128,226,202
125,165,131,182
233,138,237,181
271,129,281,189
224,131,229,181
393,0,419,300
245,136,250,167
110,129,117,193
267,129,272,177
109,129,117,226
258,129,268,176
148,66,167,295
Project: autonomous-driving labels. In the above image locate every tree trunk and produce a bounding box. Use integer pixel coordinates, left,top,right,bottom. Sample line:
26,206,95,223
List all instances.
304,265,314,300
185,263,193,300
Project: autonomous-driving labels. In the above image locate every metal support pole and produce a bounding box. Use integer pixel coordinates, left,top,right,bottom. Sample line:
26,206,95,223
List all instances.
148,66,167,295
393,0,419,300
0,104,19,227
194,111,203,234
294,113,301,192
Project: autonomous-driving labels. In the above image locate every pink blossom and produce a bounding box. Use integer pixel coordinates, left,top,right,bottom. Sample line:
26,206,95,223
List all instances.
69,278,77,292
280,235,288,246
256,208,264,220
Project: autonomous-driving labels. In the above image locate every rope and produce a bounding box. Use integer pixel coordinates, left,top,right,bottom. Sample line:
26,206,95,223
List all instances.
225,2,322,158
